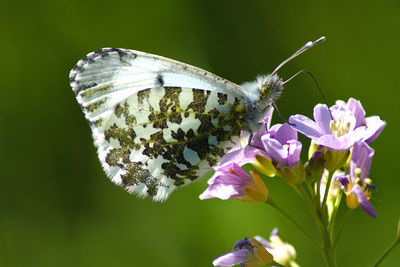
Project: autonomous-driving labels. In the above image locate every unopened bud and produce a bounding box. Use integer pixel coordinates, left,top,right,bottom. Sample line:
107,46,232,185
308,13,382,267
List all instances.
252,154,277,177
278,162,306,184
306,150,325,181
325,150,350,171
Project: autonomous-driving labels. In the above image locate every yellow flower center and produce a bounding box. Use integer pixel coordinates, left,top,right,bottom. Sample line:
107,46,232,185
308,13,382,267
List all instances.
329,119,351,137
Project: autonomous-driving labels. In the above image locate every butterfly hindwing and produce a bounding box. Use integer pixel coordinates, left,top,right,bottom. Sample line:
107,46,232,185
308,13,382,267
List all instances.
69,48,250,200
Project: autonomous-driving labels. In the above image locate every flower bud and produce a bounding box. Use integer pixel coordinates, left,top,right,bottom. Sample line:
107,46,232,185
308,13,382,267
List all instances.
325,150,350,171
278,162,306,185
237,171,269,203
252,154,277,177
308,140,320,160
306,150,325,181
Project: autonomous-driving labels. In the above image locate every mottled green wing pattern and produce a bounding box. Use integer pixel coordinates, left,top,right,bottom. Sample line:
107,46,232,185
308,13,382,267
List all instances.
101,86,246,200
69,48,250,201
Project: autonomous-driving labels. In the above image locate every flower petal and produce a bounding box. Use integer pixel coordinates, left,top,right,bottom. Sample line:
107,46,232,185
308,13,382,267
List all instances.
253,236,270,248
200,183,241,200
289,115,322,139
314,104,333,135
213,249,250,266
350,141,374,179
287,140,302,167
218,146,267,167
363,116,386,143
268,124,282,136
351,185,377,218
275,123,298,144
262,135,286,165
218,147,247,167
315,126,365,150
345,98,366,128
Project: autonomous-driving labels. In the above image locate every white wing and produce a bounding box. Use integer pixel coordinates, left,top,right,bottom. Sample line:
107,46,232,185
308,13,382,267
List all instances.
70,48,247,116
69,48,250,201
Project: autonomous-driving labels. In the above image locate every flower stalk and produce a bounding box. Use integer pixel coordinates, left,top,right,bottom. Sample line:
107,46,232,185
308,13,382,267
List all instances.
267,198,322,250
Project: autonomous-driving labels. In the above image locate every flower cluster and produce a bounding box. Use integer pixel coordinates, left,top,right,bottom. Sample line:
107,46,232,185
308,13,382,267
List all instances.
289,98,385,217
200,98,386,266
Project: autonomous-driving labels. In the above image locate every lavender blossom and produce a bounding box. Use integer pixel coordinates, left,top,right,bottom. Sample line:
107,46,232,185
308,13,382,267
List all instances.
337,141,377,217
261,123,302,168
260,123,305,184
199,163,269,203
289,98,385,151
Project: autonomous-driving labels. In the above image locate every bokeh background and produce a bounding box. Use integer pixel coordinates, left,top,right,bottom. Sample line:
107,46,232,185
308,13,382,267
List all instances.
1,1,399,266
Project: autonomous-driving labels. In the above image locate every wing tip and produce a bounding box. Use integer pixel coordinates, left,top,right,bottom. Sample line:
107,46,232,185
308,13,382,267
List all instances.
69,47,138,93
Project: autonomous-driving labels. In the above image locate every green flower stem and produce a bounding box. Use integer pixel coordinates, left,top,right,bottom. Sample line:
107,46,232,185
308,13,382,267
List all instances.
316,177,321,209
372,237,400,267
294,184,336,267
290,183,338,266
293,184,325,231
305,180,317,204
321,223,336,267
328,191,343,240
331,200,351,254
267,198,322,250
321,171,334,219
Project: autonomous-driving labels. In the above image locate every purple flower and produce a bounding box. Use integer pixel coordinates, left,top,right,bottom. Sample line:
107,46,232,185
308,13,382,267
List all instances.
213,237,273,267
258,123,305,184
261,123,302,167
217,132,277,178
334,98,386,143
218,143,268,167
199,163,269,203
289,98,385,151
337,141,377,217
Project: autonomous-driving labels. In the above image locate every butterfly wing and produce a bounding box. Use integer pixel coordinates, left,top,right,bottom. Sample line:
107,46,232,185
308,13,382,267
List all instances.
69,48,250,201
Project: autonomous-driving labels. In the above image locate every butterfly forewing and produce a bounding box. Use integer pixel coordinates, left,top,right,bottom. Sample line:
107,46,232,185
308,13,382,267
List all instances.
69,48,250,200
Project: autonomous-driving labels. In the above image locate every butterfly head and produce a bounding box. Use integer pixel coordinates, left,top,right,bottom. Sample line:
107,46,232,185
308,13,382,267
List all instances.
259,74,284,103
242,36,326,132
240,74,283,132
242,74,283,107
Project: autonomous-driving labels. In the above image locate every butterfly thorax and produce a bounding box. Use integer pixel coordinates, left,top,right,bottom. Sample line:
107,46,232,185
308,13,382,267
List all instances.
241,74,283,132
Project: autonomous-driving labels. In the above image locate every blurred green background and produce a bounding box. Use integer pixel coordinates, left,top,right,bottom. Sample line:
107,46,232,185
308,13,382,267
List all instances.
1,0,399,266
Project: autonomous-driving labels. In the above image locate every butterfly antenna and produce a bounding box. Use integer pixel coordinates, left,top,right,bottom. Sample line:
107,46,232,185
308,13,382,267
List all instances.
283,69,334,120
271,102,295,126
271,36,326,76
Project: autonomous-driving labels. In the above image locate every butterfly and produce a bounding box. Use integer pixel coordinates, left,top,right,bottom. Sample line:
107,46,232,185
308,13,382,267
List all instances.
69,37,325,201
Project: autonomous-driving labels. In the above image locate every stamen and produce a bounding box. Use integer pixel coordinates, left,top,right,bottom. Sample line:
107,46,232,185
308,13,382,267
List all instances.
345,121,351,133
335,119,341,131
329,120,336,131
329,119,351,137
364,178,373,185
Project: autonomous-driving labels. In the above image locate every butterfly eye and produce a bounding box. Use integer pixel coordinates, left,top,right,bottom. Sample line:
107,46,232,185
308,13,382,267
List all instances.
260,84,272,100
